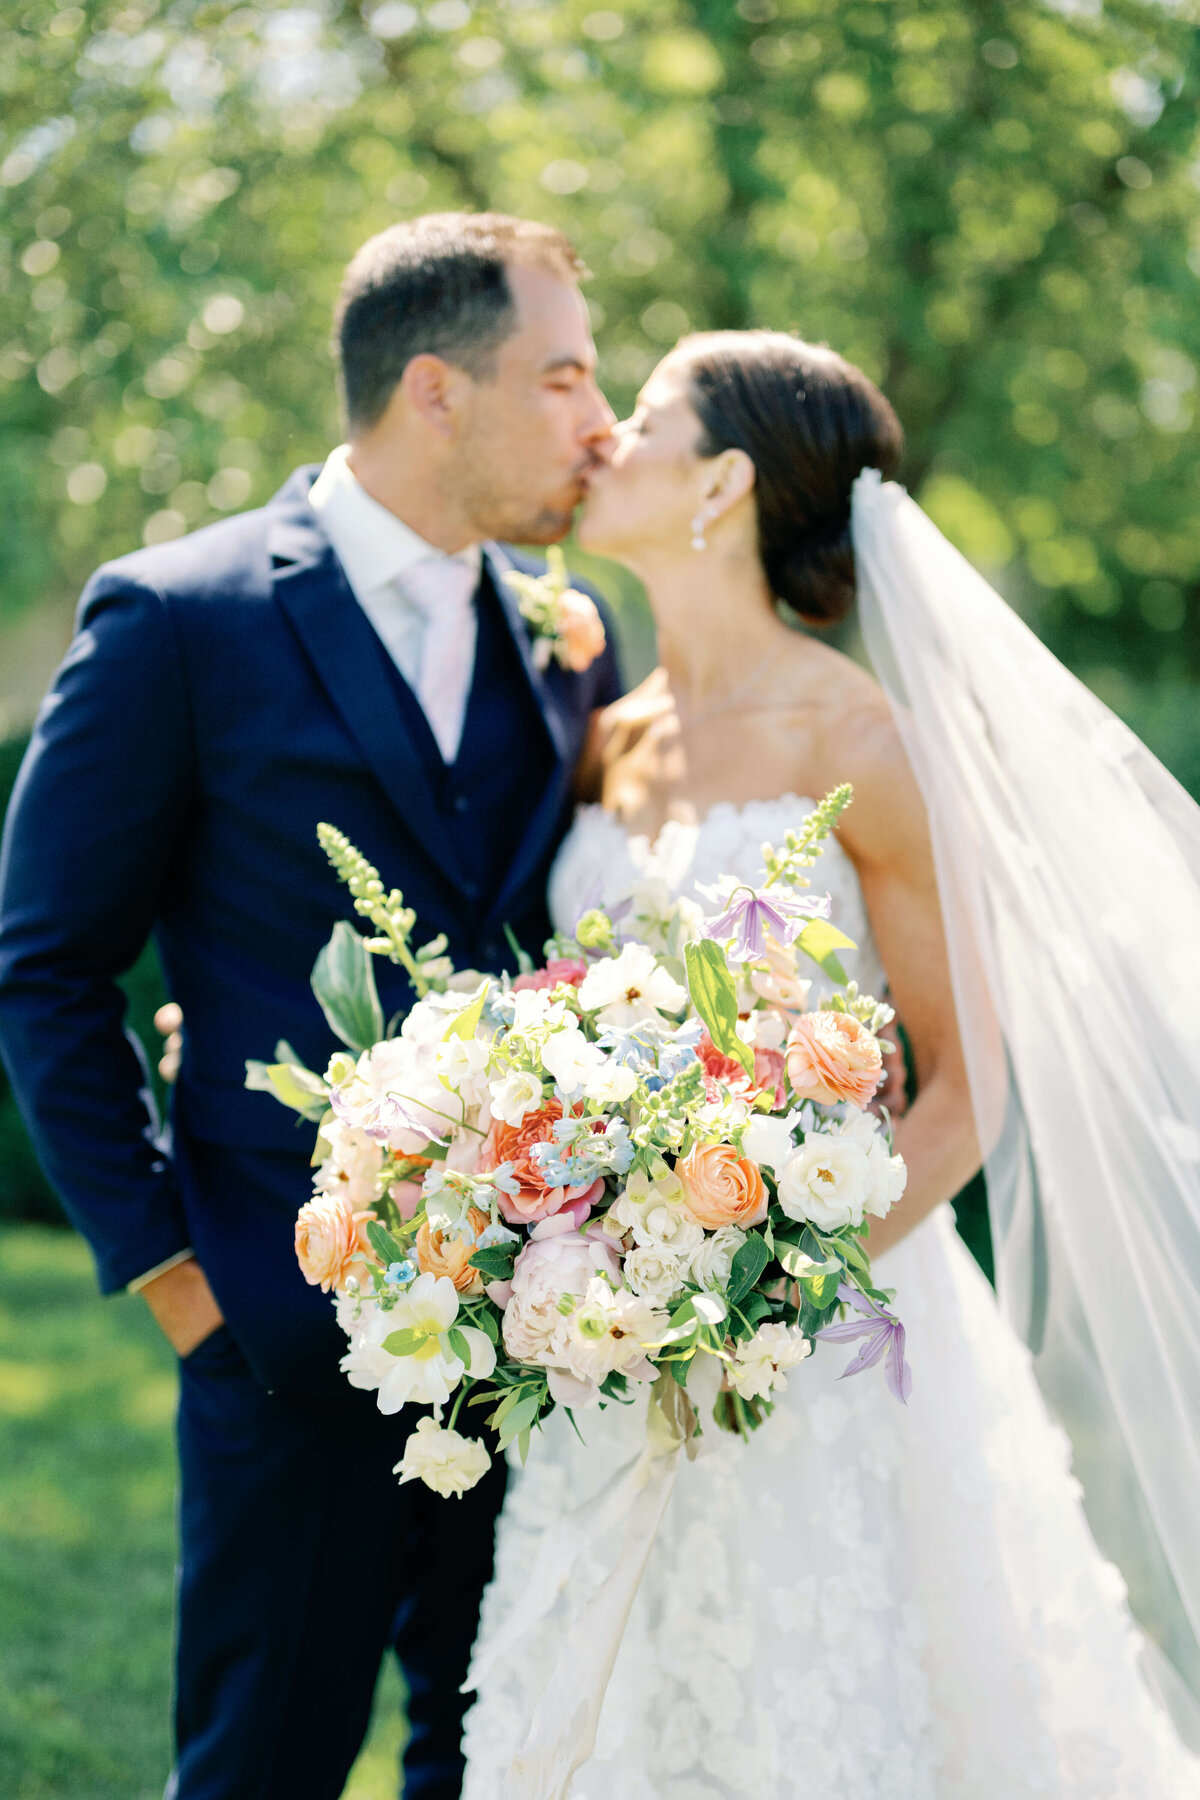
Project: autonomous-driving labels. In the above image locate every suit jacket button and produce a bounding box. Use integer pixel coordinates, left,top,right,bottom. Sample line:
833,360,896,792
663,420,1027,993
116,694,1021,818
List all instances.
453,794,469,815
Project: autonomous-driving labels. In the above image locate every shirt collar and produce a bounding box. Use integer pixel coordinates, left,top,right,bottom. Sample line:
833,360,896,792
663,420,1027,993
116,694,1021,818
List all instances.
308,443,482,601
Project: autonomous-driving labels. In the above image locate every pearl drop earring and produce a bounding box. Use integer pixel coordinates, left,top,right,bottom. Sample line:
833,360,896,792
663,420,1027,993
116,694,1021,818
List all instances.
691,513,708,552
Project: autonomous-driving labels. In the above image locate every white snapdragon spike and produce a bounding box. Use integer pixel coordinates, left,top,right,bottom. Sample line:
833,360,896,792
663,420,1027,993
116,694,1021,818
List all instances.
576,942,687,1030
741,1111,800,1175
838,1108,908,1218
489,1067,545,1127
394,1417,492,1497
539,1020,606,1097
435,1035,491,1109
313,1118,387,1209
776,1131,873,1230
688,1225,747,1291
422,1168,483,1241
401,985,482,1046
623,1243,689,1305
582,1059,638,1105
729,1322,812,1400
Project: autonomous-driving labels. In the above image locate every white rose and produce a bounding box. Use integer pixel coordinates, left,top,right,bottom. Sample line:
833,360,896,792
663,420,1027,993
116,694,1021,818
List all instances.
837,1109,908,1219
394,1417,492,1497
539,1021,605,1097
489,1068,545,1127
741,1113,797,1175
624,1243,688,1304
561,1278,666,1384
729,1322,812,1400
688,1225,747,1291
612,1187,705,1259
776,1132,873,1230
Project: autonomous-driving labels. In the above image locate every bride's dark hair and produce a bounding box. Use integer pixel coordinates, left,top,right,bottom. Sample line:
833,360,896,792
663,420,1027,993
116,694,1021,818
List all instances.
680,331,903,626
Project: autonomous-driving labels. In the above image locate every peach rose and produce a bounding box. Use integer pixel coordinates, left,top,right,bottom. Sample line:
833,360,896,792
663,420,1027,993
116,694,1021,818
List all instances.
416,1206,488,1295
678,1143,768,1231
785,1011,883,1108
557,588,606,672
479,1099,604,1225
295,1193,376,1293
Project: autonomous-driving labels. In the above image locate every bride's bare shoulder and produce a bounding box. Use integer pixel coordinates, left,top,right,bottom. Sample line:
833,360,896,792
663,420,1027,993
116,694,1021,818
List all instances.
574,669,671,802
793,640,929,870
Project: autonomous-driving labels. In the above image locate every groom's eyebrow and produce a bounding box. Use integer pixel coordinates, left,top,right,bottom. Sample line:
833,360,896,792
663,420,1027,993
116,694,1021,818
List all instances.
540,354,593,375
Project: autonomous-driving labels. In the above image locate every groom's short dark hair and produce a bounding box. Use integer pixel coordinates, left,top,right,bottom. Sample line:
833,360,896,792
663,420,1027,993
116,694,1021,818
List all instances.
335,212,587,428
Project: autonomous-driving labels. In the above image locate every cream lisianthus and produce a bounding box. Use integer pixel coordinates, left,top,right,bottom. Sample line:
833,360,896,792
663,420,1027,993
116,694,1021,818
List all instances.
729,1322,812,1400
688,1225,747,1292
341,1272,495,1412
576,942,687,1029
394,1417,492,1497
611,1167,704,1258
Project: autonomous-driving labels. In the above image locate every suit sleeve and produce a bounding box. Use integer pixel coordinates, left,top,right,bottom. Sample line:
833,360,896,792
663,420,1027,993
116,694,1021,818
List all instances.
0,570,194,1293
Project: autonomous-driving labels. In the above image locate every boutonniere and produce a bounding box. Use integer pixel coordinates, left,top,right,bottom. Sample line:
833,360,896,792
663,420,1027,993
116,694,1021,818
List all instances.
503,546,607,673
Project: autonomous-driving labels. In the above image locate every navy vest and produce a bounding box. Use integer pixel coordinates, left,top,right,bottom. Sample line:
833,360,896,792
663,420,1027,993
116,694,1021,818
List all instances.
370,557,559,954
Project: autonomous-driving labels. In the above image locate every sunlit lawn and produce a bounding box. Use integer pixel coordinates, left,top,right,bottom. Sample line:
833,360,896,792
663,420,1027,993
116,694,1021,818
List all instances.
0,1226,405,1799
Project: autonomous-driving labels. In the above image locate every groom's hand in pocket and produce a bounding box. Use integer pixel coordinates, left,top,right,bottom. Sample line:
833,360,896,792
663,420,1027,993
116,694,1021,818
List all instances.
140,1256,225,1358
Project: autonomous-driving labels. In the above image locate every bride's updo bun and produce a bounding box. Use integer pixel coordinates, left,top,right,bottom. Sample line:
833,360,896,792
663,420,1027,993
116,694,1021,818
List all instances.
681,331,903,625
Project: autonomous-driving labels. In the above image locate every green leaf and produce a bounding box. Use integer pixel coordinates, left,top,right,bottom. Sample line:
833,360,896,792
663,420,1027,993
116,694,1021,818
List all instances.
727,1231,771,1306
443,980,490,1044
684,938,754,1077
367,1221,408,1268
381,1328,425,1357
795,919,856,985
311,920,386,1053
468,1244,517,1281
447,1326,471,1367
801,1268,842,1308
249,1060,329,1121
498,1391,542,1447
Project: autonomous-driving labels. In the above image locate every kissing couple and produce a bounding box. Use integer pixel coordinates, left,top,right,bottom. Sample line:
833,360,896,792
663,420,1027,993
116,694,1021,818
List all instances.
1,211,1198,1797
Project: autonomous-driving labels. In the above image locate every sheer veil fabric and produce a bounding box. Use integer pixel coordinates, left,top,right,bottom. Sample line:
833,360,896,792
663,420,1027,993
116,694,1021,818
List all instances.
852,470,1200,1732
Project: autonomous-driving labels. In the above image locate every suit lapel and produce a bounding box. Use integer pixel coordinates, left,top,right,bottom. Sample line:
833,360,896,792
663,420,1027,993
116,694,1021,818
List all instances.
482,544,575,926
269,505,467,889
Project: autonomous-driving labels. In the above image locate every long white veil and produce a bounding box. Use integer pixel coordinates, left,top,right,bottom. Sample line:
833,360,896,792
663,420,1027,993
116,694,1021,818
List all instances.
852,470,1200,1735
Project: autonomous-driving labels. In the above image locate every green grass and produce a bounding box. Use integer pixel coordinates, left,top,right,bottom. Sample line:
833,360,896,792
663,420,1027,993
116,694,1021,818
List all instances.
0,1226,406,1799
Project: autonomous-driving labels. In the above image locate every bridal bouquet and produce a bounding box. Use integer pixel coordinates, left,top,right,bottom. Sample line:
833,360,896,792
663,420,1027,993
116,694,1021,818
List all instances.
250,787,909,1498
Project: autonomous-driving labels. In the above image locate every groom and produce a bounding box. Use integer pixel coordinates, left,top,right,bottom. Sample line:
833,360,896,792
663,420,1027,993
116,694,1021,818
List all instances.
0,212,619,1797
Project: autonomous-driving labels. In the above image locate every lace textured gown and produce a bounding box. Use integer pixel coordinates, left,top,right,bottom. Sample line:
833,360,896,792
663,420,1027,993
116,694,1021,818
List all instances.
462,798,1200,1799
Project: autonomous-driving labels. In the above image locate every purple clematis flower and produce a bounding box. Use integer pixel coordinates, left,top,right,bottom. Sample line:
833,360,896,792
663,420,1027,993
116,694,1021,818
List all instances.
817,1282,912,1404
697,880,831,963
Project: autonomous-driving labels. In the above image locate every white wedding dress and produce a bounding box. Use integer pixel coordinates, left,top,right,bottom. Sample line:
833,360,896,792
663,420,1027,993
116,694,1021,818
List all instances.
461,797,1200,1800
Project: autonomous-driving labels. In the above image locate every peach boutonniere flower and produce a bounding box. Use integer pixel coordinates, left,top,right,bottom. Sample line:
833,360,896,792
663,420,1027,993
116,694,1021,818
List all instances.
503,546,606,673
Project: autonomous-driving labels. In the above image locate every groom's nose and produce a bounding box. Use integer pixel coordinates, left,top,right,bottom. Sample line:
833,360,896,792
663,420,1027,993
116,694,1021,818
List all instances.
580,380,617,446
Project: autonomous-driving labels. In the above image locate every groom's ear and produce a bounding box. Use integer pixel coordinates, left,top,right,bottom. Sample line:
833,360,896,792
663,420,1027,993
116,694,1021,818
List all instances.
703,446,756,515
400,353,475,440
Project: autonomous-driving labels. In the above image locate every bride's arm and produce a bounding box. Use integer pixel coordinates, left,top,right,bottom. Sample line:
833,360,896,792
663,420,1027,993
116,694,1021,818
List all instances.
820,691,981,1257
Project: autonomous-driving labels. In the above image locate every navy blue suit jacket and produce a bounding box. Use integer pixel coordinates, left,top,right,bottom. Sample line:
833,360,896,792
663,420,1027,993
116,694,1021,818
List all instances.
0,468,620,1382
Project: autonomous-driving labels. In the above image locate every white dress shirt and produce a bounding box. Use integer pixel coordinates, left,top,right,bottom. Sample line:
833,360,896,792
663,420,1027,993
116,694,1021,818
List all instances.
308,444,482,763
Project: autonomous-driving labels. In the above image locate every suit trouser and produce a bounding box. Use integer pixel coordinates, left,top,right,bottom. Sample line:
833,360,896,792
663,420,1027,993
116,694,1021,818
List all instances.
166,1321,506,1800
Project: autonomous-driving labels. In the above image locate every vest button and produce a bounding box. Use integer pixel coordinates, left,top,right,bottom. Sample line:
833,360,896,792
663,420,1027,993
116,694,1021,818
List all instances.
453,794,469,815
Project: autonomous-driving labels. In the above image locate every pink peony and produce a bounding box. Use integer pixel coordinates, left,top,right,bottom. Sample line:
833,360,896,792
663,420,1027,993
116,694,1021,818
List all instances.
678,1142,768,1231
557,589,606,672
511,956,589,994
295,1193,376,1293
785,1011,883,1109
501,1218,622,1364
479,1099,605,1225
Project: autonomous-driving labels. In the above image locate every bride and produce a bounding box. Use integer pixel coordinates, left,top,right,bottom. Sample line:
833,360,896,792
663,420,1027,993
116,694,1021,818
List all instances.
460,331,1200,1796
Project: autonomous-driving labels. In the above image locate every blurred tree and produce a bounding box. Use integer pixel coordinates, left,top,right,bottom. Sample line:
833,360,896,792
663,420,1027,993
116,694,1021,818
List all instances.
1,0,1197,736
